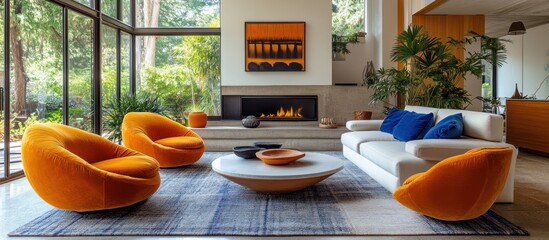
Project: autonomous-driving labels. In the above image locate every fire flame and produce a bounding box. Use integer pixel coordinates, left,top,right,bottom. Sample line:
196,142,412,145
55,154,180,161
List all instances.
260,106,303,118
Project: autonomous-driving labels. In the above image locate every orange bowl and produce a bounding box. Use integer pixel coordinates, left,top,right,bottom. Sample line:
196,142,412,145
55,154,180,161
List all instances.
256,149,305,165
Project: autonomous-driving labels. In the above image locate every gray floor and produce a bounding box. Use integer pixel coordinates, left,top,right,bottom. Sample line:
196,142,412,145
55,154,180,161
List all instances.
1,152,548,240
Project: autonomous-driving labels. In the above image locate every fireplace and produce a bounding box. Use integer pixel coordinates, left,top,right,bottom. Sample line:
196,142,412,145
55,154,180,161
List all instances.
222,95,318,121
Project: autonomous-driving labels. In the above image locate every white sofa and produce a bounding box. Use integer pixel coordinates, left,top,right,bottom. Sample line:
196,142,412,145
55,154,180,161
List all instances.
341,105,517,203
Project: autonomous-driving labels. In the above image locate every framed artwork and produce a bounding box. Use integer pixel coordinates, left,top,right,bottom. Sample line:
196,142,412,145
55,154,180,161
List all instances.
245,22,305,72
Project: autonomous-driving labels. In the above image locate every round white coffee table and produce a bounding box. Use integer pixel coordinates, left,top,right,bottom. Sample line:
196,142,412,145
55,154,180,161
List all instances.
211,152,344,193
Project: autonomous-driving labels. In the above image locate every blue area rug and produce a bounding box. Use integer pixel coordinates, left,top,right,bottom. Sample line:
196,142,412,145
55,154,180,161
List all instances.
9,152,528,236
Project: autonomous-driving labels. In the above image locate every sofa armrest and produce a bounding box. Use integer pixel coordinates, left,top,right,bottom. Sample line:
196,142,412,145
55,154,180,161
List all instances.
346,120,383,131
405,138,514,161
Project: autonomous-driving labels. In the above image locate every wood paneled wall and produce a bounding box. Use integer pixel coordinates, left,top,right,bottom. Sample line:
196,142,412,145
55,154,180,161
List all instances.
411,15,485,87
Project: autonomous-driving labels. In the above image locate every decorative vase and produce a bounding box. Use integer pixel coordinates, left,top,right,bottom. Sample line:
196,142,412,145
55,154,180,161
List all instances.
510,83,522,99
353,111,372,120
188,112,207,128
242,115,260,128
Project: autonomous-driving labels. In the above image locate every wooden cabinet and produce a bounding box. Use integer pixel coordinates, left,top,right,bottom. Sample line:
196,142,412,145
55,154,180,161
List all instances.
506,100,549,155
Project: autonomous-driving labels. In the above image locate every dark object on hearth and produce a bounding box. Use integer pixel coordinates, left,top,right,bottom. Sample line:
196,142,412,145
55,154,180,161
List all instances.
289,62,303,71
253,142,283,149
273,62,290,71
233,146,264,159
242,115,260,128
259,62,274,71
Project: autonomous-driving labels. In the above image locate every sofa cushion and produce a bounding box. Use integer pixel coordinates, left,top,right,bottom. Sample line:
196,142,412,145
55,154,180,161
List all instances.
380,108,408,134
405,138,514,161
404,105,439,116
92,156,159,179
437,109,503,142
155,136,204,149
393,112,434,141
346,120,383,131
359,141,425,176
341,131,396,153
424,113,463,139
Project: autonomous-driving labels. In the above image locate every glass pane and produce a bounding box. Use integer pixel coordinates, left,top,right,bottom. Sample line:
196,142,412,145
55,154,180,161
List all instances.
102,25,117,134
121,32,131,95
73,0,93,8
136,36,221,118
136,0,219,28
122,0,131,25
101,0,117,18
68,11,94,132
332,0,365,35
0,0,4,178
6,0,63,176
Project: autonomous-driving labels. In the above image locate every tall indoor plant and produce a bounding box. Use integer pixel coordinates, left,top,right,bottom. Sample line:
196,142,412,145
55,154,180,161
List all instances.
365,25,484,109
103,93,165,142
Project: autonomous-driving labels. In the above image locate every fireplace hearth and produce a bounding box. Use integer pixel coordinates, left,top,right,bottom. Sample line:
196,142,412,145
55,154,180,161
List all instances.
222,95,318,121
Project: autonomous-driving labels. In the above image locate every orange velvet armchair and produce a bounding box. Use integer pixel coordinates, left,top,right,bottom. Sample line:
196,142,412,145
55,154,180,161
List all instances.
122,112,205,168
21,123,161,212
393,147,513,221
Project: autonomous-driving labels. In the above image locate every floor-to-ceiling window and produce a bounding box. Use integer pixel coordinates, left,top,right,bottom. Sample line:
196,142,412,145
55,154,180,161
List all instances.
1,0,221,183
135,0,221,118
135,35,220,118
2,0,63,181
68,10,94,131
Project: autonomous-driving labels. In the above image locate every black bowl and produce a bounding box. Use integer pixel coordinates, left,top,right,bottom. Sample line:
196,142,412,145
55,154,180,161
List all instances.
253,142,283,149
233,146,264,159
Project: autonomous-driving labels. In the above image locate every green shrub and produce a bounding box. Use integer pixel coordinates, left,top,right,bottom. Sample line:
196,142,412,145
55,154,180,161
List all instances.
102,93,165,142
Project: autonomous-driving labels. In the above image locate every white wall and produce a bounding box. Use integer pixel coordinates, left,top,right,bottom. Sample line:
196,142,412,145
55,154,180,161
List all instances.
464,40,482,111
332,37,368,85
368,0,398,70
498,23,549,100
221,0,332,86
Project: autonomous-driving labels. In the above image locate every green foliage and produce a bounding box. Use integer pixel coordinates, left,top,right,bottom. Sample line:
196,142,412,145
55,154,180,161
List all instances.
366,25,484,109
10,114,40,139
45,108,63,123
468,31,510,68
138,31,221,118
102,93,165,142
0,112,61,141
476,96,501,113
4,0,221,137
138,65,193,116
176,34,221,115
332,33,359,55
332,0,365,36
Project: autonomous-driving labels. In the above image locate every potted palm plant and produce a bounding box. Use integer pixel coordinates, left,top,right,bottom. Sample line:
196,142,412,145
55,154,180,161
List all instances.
365,25,484,109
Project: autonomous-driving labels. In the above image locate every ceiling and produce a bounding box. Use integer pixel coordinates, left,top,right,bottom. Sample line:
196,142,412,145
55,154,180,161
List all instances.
423,0,549,37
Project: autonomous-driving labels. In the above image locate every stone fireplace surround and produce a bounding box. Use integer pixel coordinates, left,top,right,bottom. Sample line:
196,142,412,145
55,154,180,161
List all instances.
220,85,384,125
193,86,385,151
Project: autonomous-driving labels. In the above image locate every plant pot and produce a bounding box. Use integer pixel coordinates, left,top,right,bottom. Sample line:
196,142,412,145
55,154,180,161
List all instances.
354,111,372,120
188,112,207,128
332,52,346,61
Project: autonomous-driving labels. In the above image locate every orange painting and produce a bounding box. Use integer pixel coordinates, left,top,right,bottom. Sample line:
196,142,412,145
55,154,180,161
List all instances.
245,22,305,72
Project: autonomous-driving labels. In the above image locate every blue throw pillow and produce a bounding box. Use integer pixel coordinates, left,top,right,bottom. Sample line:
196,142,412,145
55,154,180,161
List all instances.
424,113,464,139
380,107,408,134
392,112,434,142
417,116,435,139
